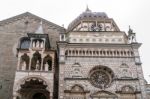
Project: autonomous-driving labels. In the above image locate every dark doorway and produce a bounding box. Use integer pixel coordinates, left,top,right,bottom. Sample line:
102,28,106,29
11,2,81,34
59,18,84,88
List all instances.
32,93,47,99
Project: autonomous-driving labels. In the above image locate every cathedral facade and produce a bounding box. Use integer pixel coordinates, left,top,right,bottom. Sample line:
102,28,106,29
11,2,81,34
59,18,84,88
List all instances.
0,8,149,99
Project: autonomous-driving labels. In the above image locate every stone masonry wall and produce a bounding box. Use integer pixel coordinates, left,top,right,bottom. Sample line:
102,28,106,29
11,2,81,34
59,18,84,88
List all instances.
0,13,64,99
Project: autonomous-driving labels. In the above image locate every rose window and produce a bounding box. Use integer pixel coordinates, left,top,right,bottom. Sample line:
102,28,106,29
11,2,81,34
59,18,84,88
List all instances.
89,66,114,89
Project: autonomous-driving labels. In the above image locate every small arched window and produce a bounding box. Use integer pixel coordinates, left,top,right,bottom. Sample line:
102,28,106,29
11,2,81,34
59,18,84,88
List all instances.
31,51,41,70
43,55,52,71
20,53,30,70
20,37,31,49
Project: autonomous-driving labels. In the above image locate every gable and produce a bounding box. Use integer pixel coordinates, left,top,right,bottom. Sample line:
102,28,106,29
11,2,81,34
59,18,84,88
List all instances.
0,12,65,32
0,12,66,49
91,91,118,98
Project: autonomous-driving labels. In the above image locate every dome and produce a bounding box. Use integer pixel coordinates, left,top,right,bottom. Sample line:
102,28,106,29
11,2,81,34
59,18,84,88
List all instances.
68,8,109,31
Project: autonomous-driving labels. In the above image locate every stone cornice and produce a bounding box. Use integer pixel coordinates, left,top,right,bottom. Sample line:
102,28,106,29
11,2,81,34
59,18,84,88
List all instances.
62,43,142,48
64,78,89,80
115,78,139,81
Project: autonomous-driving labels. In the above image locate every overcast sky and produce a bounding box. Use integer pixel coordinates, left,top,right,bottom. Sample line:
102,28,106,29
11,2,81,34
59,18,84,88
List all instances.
0,0,150,83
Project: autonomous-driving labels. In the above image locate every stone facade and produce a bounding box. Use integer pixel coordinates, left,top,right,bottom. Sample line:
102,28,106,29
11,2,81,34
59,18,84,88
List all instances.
0,12,64,99
58,8,148,99
0,9,149,99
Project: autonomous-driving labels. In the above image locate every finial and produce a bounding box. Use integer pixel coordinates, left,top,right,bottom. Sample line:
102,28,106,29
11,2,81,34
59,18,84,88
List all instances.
86,4,91,12
128,25,133,34
35,20,44,34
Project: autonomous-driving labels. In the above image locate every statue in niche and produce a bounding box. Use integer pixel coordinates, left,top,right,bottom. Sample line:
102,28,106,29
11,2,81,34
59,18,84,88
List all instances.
32,41,36,48
21,61,26,70
35,60,40,70
45,62,49,71
31,51,41,70
36,41,40,48
40,41,44,48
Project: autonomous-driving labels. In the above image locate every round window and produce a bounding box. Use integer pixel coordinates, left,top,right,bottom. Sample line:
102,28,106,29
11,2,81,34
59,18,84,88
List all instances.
89,66,114,89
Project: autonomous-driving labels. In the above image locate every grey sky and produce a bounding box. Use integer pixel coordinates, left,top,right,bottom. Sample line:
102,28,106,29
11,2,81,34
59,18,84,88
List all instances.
0,0,150,83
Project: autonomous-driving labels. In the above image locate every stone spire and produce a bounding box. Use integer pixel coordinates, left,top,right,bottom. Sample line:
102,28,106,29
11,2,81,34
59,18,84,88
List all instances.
35,20,44,34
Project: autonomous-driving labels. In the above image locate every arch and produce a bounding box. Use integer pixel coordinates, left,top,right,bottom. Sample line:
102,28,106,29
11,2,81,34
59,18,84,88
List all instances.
68,50,71,55
83,50,85,55
86,50,89,55
20,37,31,49
32,39,44,48
93,51,96,55
13,75,51,92
65,50,68,56
96,51,99,56
20,53,30,70
107,50,109,56
31,51,42,70
124,51,127,56
72,50,75,55
75,50,78,55
110,50,113,56
89,50,92,55
100,50,102,55
32,93,47,99
89,66,114,77
13,76,51,99
103,50,106,56
79,50,82,55
127,51,130,56
72,62,81,67
120,63,129,68
117,50,119,56
131,51,134,56
43,55,52,71
121,51,123,56
114,50,116,56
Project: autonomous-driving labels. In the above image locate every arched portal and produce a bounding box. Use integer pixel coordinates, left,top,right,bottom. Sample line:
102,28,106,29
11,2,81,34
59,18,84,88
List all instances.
32,93,47,99
15,77,50,99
